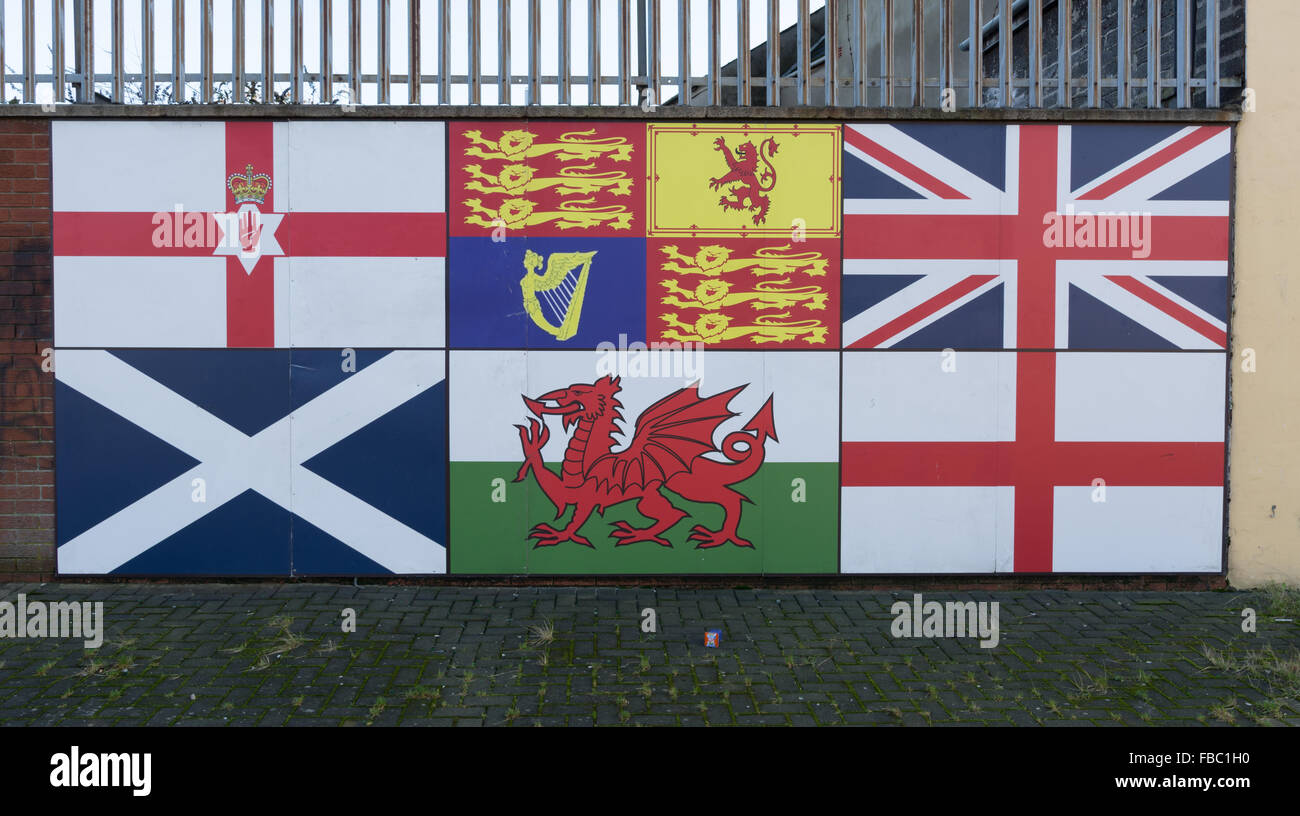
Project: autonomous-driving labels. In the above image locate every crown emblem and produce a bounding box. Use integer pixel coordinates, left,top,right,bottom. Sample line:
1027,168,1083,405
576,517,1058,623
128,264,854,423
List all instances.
227,163,272,205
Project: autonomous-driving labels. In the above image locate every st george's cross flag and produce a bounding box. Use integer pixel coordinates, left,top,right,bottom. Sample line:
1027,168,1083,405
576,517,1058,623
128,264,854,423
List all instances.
52,121,446,348
841,123,1230,350
840,350,1226,574
55,348,447,575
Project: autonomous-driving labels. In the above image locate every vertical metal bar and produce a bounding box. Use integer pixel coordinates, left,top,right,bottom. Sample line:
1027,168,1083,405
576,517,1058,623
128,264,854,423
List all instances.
112,0,124,101
528,0,540,103
795,0,809,104
202,0,213,101
910,0,922,106
1,1,6,98
587,0,598,103
881,0,892,106
1028,0,1041,106
619,0,632,104
81,0,94,100
554,0,567,103
1087,0,1100,106
469,0,481,103
998,0,1010,106
1206,0,1219,107
23,0,35,101
938,0,951,106
347,0,360,101
853,0,865,105
347,0,359,101
1146,0,1159,107
377,0,390,103
1059,0,1071,107
290,0,302,101
234,0,245,99
498,0,510,103
409,0,422,104
54,0,65,102
172,0,184,100
439,0,450,102
647,0,660,106
264,0,276,101
1176,0,1189,107
823,0,835,105
140,0,152,100
765,0,777,105
707,0,720,105
320,0,332,101
1117,0,1129,107
735,0,750,104
968,0,978,106
676,0,688,105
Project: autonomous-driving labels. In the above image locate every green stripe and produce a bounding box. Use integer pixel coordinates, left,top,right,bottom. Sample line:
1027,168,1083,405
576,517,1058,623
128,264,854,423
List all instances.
449,462,837,574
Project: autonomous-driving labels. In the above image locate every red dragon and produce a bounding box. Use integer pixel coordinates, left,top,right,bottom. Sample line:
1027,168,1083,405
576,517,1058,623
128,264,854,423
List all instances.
513,376,777,549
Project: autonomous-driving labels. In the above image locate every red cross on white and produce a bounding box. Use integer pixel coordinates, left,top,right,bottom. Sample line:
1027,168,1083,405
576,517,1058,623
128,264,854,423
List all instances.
54,121,445,348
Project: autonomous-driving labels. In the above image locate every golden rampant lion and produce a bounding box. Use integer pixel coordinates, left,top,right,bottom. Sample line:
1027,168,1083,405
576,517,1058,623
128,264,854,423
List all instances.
659,244,829,277
660,312,828,345
463,197,634,231
463,129,633,162
464,163,633,197
660,278,828,311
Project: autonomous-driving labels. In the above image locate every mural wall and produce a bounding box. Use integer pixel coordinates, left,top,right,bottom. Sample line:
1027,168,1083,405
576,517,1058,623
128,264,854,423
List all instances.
50,119,1231,576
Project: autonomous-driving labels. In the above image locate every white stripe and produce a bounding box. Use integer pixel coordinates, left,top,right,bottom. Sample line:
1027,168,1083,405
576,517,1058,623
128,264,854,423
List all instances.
285,121,447,212
842,351,1017,442
840,486,1012,574
1054,352,1226,441
53,121,226,212
288,257,446,348
1052,486,1223,572
54,257,228,348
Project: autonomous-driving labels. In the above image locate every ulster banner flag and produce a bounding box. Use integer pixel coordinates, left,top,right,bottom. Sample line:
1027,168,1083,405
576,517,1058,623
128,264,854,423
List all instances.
52,120,447,348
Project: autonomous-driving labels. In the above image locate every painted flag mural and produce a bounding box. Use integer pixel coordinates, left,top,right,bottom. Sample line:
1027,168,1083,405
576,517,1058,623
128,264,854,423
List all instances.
449,350,838,574
841,123,1230,350
55,349,447,575
646,123,842,348
53,121,447,348
52,121,449,575
48,117,1232,577
839,351,1225,573
448,122,647,348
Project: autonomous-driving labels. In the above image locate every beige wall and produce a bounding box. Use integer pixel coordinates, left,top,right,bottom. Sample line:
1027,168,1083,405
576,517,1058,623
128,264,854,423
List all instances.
1227,1,1300,586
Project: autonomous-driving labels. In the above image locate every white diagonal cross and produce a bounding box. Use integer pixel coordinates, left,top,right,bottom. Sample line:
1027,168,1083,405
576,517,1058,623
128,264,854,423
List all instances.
56,350,445,574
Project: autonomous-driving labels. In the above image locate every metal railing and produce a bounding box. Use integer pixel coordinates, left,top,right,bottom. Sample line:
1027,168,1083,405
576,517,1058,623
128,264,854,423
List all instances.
5,0,1243,108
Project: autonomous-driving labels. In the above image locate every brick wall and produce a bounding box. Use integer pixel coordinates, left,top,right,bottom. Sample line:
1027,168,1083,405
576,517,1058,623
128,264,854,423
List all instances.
0,119,54,581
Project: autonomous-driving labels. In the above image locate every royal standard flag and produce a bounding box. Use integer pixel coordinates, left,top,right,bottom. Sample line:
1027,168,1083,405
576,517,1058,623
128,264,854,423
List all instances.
647,123,840,238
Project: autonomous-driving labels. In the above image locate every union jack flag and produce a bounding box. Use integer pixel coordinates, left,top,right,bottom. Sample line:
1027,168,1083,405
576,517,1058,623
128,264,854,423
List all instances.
841,123,1231,350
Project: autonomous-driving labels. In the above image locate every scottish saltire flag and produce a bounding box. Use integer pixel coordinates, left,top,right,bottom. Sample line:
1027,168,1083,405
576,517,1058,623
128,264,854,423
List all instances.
53,121,446,348
55,349,447,575
840,351,1225,573
842,123,1230,350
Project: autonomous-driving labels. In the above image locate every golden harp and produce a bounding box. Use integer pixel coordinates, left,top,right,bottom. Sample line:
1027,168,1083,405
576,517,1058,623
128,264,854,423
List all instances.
520,249,597,341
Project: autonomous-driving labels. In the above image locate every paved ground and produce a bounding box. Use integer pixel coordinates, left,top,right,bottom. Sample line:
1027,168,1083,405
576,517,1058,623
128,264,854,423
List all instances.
0,583,1296,726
